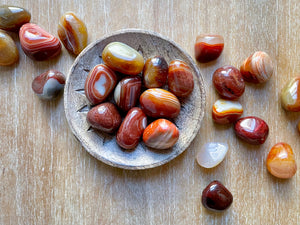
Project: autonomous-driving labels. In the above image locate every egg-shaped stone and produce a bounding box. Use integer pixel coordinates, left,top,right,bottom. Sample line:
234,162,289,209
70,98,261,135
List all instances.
143,119,179,149
19,23,61,60
212,99,243,124
266,142,297,179
281,76,300,112
87,102,121,133
102,42,144,75
114,76,142,112
234,116,269,145
168,59,194,98
0,30,19,66
116,107,147,149
0,5,31,31
32,69,65,100
140,88,181,118
196,142,228,168
143,56,168,88
85,64,117,105
58,11,88,55
240,51,273,83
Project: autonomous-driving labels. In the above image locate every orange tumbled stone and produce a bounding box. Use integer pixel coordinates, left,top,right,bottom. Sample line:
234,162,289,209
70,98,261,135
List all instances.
58,12,88,55
266,142,297,179
140,88,181,119
102,42,144,75
0,29,19,66
143,119,179,149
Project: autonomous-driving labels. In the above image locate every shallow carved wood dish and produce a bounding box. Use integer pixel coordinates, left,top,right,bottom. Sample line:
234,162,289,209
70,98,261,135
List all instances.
64,29,206,170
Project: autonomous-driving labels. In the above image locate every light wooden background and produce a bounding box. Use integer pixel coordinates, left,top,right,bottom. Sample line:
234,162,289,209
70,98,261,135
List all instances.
1,0,299,224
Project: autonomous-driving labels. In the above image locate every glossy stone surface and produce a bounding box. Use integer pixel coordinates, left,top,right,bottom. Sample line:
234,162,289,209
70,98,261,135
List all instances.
267,142,297,179
196,142,228,168
116,107,147,149
0,5,31,31
143,119,179,149
202,180,233,212
102,42,144,75
85,64,117,105
143,56,168,88
212,99,243,124
140,88,181,118
114,76,142,112
0,30,19,66
168,59,194,97
32,69,65,100
87,102,121,133
240,51,273,83
58,12,88,55
234,116,269,145
195,34,224,63
213,65,245,100
281,76,300,112
19,23,61,60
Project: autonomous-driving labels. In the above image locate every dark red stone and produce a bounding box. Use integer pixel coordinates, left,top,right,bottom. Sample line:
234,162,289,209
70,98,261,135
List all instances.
213,65,245,100
234,116,269,145
87,103,121,133
116,107,147,149
202,180,233,212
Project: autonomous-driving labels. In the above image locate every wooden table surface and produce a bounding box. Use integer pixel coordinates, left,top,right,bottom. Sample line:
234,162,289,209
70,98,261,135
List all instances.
1,0,299,224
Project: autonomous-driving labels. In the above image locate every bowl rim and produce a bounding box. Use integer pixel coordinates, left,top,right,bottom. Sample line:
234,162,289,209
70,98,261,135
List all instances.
64,28,206,170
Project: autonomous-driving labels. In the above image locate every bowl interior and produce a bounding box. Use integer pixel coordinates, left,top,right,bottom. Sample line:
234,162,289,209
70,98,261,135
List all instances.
64,29,206,169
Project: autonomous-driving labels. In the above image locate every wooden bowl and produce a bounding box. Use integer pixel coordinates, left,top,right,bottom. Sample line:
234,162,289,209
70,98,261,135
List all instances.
64,29,206,170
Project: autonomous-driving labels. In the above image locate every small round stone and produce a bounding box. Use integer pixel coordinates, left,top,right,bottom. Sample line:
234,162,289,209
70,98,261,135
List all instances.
202,180,233,212
213,65,245,100
196,142,228,168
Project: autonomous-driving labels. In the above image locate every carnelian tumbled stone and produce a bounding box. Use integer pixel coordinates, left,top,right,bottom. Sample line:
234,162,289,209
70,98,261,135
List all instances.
140,88,181,119
102,42,144,75
114,76,142,112
266,142,297,179
84,64,117,105
168,60,194,98
143,119,179,149
213,65,245,100
212,99,243,124
195,34,224,63
32,69,65,100
202,180,233,212
19,23,61,61
281,76,300,112
0,30,19,66
87,102,121,134
240,51,273,84
116,107,147,149
58,12,88,55
234,116,269,145
143,56,168,88
0,5,31,31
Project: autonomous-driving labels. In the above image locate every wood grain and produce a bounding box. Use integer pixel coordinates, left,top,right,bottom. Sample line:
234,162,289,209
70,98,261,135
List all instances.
0,0,299,224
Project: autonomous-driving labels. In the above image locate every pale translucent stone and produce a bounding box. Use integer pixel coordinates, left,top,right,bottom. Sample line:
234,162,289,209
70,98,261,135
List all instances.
196,142,228,168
